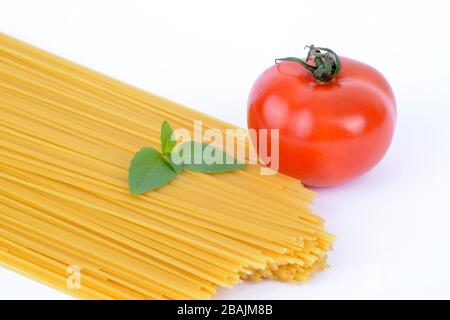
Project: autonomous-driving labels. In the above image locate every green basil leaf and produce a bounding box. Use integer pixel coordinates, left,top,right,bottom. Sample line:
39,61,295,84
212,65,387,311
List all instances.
172,141,246,173
128,147,178,194
167,157,184,174
160,121,177,155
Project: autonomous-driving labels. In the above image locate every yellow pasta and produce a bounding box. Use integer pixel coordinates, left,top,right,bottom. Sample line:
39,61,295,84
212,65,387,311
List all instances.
0,33,334,299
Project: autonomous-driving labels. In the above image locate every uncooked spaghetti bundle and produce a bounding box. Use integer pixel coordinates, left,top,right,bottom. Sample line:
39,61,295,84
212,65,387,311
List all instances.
0,33,334,299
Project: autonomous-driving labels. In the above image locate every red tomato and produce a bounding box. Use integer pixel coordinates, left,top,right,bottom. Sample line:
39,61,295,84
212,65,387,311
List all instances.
247,46,396,187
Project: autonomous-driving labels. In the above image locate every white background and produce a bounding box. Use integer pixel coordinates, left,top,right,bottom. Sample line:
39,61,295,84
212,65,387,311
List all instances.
1,0,450,299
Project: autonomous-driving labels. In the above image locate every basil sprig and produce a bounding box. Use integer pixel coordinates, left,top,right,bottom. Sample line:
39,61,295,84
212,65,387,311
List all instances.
128,121,246,194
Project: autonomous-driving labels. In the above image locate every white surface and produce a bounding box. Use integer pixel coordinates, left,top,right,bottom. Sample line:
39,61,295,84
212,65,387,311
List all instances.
1,0,450,299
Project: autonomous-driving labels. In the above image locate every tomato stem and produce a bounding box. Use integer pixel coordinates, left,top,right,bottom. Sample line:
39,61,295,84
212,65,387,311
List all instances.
275,45,341,83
